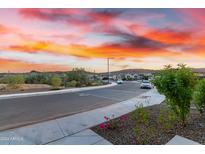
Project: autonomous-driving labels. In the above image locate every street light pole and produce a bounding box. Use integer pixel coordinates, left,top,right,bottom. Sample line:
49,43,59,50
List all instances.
107,58,110,84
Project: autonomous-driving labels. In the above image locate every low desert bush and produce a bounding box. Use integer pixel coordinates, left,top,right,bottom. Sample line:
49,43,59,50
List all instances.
193,79,205,114
66,80,77,87
157,106,177,132
51,76,62,89
7,75,25,89
132,104,156,144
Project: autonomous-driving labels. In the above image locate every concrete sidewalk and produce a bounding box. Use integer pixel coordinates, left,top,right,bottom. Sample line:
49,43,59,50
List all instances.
166,135,201,145
48,129,112,145
0,88,165,145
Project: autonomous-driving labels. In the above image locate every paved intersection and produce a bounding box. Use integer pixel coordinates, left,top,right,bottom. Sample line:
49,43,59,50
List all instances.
0,82,147,131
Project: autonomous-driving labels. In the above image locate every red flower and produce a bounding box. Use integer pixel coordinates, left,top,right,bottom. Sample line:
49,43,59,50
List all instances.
99,123,106,129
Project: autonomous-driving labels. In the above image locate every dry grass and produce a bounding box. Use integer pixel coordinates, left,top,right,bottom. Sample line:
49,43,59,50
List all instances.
0,84,52,93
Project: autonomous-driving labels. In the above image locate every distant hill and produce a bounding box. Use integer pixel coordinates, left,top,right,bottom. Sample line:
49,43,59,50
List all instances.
0,70,95,75
111,69,157,74
99,69,158,75
99,68,205,75
1,68,205,75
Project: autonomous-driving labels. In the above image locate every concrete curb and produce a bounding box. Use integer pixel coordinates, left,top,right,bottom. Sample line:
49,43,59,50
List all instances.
0,88,165,145
0,82,117,100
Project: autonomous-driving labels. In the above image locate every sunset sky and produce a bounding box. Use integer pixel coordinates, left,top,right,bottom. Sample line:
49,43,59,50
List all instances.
1,8,205,72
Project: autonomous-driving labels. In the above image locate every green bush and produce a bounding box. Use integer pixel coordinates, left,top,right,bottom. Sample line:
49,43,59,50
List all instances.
193,79,205,114
66,80,77,87
51,76,62,89
66,68,90,87
153,64,196,125
7,75,25,89
25,73,50,84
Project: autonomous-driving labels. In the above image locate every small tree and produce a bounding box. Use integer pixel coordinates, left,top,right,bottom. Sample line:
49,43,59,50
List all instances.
51,76,62,89
153,64,196,125
193,79,205,114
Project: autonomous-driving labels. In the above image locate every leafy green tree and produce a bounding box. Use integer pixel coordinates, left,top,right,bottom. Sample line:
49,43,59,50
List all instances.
193,79,205,114
153,64,196,125
51,76,62,89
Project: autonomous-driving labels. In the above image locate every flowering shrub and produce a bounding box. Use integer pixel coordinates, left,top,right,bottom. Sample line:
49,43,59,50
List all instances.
99,114,129,131
99,123,106,130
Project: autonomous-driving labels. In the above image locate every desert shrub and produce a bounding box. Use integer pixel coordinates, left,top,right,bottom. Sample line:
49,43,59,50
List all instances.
193,79,205,114
66,68,90,87
132,104,149,125
153,64,196,125
157,106,177,132
132,105,156,144
7,75,25,89
0,76,9,84
90,80,103,86
25,73,50,84
66,80,77,87
0,84,6,91
51,76,62,89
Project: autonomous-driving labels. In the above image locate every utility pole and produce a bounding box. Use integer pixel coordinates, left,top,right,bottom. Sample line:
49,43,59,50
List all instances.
107,58,110,84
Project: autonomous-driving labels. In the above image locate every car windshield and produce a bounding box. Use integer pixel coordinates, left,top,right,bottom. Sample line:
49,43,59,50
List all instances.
143,80,149,83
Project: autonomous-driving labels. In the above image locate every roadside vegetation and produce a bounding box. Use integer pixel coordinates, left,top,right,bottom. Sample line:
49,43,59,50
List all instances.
51,76,62,90
153,64,196,125
0,68,103,92
92,64,205,145
193,78,205,114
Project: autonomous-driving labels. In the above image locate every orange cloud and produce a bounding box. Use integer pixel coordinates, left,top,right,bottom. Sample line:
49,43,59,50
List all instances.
8,41,70,54
69,44,177,59
0,24,16,35
144,29,193,44
6,37,179,61
0,59,71,73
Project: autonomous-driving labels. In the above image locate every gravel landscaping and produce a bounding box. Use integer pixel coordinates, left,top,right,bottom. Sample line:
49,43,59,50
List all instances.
92,103,205,145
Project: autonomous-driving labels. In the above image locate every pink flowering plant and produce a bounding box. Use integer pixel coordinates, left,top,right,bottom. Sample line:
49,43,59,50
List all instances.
99,114,129,131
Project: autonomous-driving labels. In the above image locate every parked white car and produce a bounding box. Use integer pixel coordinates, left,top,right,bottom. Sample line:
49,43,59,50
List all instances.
117,79,123,84
140,80,153,89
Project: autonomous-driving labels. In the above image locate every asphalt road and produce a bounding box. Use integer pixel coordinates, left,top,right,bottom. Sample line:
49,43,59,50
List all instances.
0,82,148,131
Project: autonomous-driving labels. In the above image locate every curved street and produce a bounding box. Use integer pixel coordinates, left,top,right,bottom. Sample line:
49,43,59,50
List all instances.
0,82,148,131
